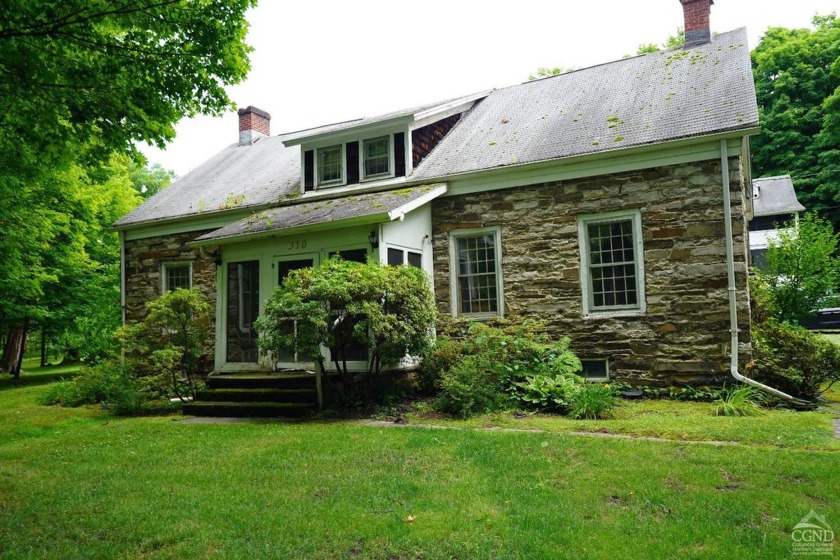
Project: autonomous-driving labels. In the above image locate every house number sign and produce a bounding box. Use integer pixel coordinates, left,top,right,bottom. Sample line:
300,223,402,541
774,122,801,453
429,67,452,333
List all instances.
287,240,307,250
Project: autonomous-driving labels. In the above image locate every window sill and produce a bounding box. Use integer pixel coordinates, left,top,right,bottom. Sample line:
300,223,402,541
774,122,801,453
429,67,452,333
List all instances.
582,308,645,320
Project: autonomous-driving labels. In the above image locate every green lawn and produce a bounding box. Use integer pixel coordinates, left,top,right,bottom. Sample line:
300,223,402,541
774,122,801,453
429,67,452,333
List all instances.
0,378,838,559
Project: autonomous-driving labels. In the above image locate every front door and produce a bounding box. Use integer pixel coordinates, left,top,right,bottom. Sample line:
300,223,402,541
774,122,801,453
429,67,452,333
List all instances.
273,255,317,368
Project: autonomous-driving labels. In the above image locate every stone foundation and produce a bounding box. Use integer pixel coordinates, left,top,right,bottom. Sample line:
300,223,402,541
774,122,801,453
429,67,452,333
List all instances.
431,158,751,385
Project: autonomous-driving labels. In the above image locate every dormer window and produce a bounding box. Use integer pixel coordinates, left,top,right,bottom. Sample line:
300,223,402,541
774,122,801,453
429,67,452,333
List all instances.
362,136,391,180
317,145,344,186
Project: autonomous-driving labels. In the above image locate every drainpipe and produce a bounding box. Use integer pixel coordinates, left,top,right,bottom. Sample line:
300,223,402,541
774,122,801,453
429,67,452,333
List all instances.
719,140,809,404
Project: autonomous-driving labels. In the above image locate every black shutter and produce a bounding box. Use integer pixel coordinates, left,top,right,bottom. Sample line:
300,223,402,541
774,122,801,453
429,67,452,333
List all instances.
346,141,359,184
304,150,314,191
394,132,406,177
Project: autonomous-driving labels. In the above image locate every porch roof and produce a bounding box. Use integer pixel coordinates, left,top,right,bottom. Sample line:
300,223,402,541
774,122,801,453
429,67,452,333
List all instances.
191,184,446,246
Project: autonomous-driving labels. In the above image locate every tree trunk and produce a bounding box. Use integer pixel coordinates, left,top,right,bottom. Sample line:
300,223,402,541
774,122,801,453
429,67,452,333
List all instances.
1,325,29,379
40,327,47,367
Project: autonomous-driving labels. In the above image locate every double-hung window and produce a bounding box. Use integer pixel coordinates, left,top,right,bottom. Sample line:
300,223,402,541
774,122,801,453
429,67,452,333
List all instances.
317,145,343,186
161,262,191,293
450,227,503,317
578,210,645,317
362,136,391,179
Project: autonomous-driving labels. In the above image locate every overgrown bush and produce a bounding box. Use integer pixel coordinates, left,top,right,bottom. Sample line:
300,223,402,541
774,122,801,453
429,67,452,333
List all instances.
746,320,840,400
432,320,582,417
256,257,436,392
40,361,143,414
117,288,211,402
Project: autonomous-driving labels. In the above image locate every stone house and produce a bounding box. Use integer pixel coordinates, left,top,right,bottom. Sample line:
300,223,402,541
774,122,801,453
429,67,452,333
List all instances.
115,0,760,392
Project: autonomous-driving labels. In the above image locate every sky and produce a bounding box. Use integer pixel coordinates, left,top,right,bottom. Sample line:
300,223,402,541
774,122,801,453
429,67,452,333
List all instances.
141,0,838,176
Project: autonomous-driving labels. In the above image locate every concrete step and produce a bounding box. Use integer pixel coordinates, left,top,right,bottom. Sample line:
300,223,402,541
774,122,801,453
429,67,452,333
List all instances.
207,373,320,390
183,401,315,418
194,387,317,404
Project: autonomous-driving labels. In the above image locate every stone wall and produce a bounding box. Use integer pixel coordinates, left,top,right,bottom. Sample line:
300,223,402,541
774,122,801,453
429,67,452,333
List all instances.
124,230,218,370
431,158,751,386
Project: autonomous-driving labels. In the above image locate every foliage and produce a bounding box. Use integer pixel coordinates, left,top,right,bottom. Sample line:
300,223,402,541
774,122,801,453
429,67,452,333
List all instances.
514,373,583,411
256,257,437,385
635,28,685,54
712,385,764,417
0,0,253,373
128,161,176,200
567,383,618,420
751,14,840,227
417,337,464,394
39,361,142,415
527,66,574,81
432,320,581,417
755,212,840,323
117,288,211,402
747,320,840,400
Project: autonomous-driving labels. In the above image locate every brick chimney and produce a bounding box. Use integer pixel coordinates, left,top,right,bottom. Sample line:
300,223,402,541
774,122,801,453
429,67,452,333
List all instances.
238,106,271,146
680,0,713,47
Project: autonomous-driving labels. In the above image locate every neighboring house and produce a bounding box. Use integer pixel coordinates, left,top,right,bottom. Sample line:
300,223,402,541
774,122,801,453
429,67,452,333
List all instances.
747,175,806,269
115,0,759,390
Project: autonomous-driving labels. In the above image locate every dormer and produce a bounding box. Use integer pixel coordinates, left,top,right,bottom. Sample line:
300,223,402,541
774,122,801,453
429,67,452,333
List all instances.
281,91,489,194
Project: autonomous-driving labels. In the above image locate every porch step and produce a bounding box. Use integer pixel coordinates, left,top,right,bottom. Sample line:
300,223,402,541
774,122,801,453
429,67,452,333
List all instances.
182,401,315,418
206,373,322,390
194,387,316,404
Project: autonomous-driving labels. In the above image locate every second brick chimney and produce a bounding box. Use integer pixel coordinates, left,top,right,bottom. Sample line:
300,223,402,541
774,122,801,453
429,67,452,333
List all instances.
680,0,713,47
238,106,271,146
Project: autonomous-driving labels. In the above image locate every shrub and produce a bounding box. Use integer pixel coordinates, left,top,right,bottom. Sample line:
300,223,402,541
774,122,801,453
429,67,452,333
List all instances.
117,288,211,402
256,257,436,389
432,320,581,417
417,336,464,394
712,386,764,417
514,373,583,411
434,355,508,418
40,361,142,415
747,320,840,400
567,383,618,419
755,212,840,324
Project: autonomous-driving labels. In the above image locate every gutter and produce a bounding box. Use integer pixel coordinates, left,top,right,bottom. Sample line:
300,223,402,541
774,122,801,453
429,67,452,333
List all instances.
719,139,810,405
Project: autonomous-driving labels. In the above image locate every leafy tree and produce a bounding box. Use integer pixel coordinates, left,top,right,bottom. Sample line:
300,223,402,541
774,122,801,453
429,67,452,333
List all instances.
129,161,176,200
256,258,437,392
0,0,254,375
751,14,840,227
528,67,574,81
755,212,840,323
635,29,685,54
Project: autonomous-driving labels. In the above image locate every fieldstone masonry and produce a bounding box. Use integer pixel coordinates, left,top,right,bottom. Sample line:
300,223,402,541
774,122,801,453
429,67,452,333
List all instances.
124,230,218,368
431,158,752,386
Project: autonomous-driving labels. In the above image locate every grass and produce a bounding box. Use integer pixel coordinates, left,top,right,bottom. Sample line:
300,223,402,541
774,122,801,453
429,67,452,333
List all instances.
0,381,838,558
0,357,80,390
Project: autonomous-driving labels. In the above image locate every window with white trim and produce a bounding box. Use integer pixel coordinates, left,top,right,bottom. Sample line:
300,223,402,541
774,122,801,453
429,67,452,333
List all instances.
578,210,645,316
362,135,391,179
317,145,343,186
450,228,503,316
161,262,191,293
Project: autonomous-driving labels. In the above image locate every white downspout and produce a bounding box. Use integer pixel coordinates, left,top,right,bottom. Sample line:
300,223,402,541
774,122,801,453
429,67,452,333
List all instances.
719,140,808,404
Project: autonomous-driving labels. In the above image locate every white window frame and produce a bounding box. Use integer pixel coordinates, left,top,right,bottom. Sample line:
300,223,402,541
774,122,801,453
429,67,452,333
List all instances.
315,144,346,188
360,134,395,182
160,261,192,294
577,209,646,318
449,227,504,318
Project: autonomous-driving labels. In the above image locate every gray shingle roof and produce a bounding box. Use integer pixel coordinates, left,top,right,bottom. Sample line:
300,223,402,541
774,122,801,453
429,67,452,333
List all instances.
280,93,487,144
193,184,445,244
413,28,758,180
752,175,805,216
114,136,300,228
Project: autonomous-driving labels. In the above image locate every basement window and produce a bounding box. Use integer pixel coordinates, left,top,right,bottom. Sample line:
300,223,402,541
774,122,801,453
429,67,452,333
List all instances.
580,359,609,381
